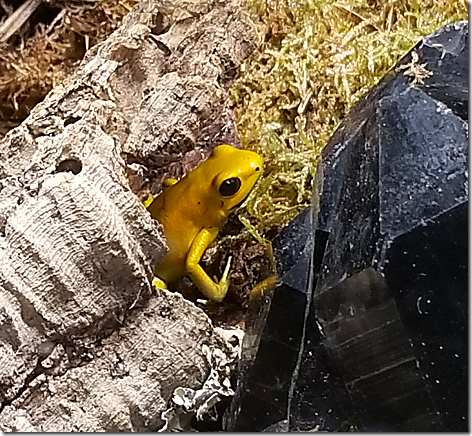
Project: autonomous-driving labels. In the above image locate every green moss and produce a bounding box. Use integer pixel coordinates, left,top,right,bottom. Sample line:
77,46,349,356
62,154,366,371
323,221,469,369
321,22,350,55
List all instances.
233,0,467,237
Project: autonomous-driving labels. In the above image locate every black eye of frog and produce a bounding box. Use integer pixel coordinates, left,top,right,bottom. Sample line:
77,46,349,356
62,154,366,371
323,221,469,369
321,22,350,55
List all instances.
219,177,242,197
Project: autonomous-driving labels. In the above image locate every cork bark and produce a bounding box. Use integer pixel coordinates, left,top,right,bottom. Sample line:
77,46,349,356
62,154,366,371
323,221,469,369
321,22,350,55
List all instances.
0,0,257,431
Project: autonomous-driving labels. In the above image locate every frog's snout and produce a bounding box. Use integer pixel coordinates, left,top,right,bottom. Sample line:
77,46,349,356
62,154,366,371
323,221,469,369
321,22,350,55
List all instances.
246,150,263,177
251,157,262,174
240,151,263,193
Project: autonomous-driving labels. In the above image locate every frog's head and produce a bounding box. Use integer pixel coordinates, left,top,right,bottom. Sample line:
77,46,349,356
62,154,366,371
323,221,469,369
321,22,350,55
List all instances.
210,145,263,213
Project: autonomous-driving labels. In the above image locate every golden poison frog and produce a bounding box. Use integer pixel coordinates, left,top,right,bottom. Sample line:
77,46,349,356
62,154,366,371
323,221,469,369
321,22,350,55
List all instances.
146,145,263,302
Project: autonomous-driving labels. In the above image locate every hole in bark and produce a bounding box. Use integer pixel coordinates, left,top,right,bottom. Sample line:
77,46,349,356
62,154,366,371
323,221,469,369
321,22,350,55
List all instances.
151,12,170,35
153,39,171,56
64,116,81,127
55,158,82,175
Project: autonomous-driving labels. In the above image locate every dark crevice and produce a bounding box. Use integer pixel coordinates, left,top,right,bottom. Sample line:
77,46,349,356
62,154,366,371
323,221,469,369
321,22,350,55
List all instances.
0,360,42,414
55,158,82,175
313,229,329,279
151,12,170,35
0,335,102,414
64,116,81,127
149,37,171,56
0,275,50,335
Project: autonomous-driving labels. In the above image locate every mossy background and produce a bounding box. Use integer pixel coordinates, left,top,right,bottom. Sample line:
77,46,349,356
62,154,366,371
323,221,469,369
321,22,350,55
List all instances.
234,0,467,240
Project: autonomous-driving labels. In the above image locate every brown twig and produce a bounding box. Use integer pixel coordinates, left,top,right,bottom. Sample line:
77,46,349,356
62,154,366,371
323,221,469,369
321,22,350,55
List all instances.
0,0,43,43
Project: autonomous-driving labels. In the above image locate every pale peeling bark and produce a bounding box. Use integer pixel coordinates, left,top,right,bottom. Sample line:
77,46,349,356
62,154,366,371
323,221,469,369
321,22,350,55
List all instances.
0,0,257,431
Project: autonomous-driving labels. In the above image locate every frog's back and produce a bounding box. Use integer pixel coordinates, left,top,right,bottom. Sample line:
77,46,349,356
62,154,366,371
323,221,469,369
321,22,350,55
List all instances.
148,180,204,283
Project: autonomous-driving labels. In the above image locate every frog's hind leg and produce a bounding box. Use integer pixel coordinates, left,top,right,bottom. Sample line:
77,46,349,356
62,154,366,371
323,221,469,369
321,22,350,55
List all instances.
163,178,178,188
249,242,277,300
142,177,178,209
152,277,168,290
143,193,155,209
249,275,277,300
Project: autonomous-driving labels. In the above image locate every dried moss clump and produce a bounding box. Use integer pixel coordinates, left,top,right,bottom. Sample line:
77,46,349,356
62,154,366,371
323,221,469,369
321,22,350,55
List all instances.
0,0,138,136
234,0,468,239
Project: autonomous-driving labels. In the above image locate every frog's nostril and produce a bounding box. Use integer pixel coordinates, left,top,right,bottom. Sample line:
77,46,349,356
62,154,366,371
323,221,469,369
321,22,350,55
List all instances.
255,167,260,171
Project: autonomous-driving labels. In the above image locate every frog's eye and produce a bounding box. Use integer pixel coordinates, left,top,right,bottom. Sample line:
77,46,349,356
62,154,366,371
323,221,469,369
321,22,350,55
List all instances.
219,177,241,197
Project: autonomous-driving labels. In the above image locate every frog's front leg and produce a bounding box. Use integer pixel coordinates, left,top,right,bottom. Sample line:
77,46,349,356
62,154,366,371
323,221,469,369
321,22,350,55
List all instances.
185,227,231,302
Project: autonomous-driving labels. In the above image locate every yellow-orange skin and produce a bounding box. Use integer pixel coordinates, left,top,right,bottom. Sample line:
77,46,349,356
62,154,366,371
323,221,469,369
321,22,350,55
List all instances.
147,145,263,301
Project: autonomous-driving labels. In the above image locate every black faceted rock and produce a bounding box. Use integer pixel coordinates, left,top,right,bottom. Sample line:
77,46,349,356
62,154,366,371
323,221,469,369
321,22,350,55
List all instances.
224,21,468,432
224,208,314,432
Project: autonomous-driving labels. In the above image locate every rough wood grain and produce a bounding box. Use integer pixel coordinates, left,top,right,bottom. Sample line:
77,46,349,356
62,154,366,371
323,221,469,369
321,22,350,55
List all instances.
0,0,257,431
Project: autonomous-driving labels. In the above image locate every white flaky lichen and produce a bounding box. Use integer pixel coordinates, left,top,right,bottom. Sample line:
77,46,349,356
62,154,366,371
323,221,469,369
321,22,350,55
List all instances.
158,327,244,431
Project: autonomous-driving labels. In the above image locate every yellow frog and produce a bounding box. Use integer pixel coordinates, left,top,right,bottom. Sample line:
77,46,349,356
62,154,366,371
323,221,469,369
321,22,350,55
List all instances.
146,144,263,302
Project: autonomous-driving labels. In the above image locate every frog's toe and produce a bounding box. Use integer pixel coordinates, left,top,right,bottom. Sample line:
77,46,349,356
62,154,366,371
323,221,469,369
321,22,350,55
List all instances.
218,275,231,294
152,277,168,290
198,276,230,302
203,261,231,302
211,280,231,302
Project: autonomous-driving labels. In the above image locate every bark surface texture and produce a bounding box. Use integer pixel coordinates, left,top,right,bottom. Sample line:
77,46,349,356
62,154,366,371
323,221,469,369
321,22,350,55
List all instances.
0,0,257,431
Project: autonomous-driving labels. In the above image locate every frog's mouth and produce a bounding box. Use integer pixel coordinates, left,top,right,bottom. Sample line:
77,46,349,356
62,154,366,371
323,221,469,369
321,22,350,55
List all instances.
231,193,251,210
